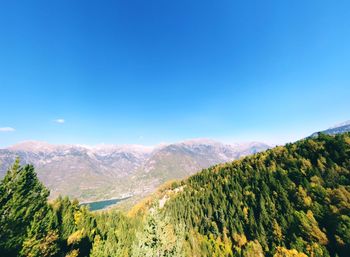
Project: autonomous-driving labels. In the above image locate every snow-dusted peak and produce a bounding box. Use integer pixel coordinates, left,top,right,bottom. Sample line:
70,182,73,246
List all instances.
175,139,270,153
229,141,271,150
91,144,154,155
5,140,269,156
6,140,90,153
177,138,223,147
329,120,350,129
5,141,154,155
7,141,66,152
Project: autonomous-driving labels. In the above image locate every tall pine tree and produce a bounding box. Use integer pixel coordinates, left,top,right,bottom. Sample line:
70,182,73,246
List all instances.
0,159,49,256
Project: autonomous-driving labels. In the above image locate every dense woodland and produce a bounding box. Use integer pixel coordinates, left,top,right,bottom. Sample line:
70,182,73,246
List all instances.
0,133,349,256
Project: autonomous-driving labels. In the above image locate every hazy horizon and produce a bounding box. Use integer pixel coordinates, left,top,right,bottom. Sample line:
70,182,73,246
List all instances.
0,118,347,148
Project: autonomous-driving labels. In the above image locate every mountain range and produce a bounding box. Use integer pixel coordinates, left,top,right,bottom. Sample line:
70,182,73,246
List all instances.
1,129,349,257
310,120,350,137
2,120,348,203
0,139,269,201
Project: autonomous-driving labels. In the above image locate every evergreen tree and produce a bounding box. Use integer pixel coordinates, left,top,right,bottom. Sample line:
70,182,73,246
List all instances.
20,206,59,257
132,208,184,257
1,133,350,257
0,159,49,256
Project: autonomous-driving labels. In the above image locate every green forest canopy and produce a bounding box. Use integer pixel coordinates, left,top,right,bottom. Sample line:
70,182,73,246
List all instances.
0,133,349,256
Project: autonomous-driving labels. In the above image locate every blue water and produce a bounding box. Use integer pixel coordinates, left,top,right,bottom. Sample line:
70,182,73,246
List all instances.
81,197,129,211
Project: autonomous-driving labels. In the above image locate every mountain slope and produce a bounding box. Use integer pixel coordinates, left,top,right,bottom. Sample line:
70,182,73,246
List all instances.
130,140,269,196
0,142,152,200
1,133,349,257
311,120,350,137
0,139,269,201
158,132,350,256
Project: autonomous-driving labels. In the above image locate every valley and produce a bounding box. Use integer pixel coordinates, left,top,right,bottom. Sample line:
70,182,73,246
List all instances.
0,139,269,203
1,131,349,256
2,1,349,255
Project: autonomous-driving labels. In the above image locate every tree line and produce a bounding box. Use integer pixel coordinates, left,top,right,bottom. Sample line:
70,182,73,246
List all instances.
0,133,349,256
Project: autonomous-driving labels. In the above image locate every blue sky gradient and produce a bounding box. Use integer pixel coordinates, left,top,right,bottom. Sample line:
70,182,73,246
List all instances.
0,0,350,147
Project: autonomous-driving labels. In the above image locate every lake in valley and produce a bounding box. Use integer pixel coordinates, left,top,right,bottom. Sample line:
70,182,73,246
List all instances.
80,197,130,211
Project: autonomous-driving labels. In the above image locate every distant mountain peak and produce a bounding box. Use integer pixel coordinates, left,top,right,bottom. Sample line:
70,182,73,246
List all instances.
310,120,350,137
329,120,350,129
6,140,155,154
91,144,154,154
178,138,223,146
7,140,65,152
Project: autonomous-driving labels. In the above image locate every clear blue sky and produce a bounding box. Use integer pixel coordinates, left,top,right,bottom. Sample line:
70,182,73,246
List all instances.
0,0,349,147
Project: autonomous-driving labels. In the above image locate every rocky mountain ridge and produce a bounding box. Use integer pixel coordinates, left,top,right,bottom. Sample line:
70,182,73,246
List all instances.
0,139,269,201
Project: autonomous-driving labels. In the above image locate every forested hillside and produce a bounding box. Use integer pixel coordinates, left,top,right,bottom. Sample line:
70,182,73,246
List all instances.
0,133,349,256
163,133,350,256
